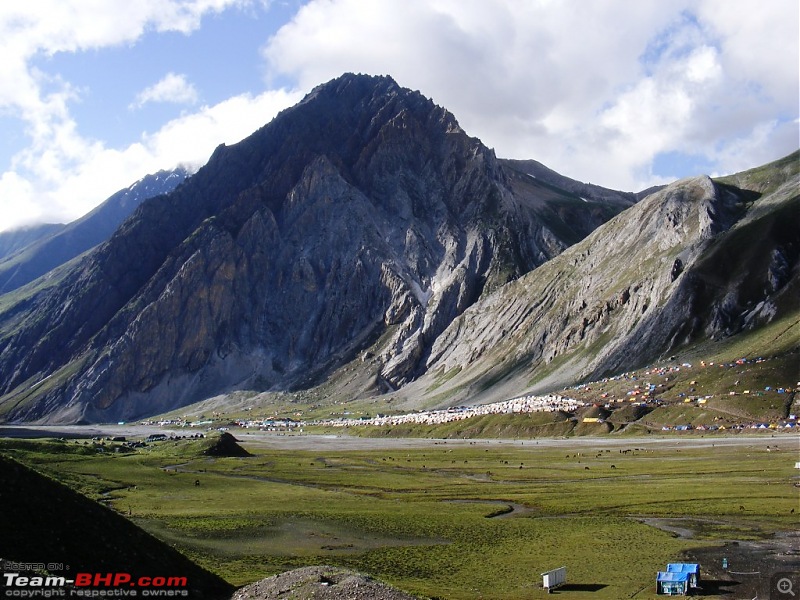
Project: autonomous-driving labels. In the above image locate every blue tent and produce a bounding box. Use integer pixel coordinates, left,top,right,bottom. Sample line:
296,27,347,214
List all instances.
667,563,700,587
657,571,690,595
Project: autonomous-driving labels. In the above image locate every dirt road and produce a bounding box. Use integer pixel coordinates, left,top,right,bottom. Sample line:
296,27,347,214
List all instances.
2,424,798,452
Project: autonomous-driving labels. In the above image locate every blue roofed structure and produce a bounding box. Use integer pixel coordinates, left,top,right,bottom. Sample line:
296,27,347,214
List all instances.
657,571,690,595
667,563,700,587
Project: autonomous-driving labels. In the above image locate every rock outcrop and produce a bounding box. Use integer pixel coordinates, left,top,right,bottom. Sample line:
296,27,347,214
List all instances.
231,566,416,600
0,454,234,599
203,432,251,457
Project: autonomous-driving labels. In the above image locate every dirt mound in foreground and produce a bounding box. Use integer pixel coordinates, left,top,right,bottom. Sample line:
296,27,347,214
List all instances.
203,432,251,457
231,565,417,600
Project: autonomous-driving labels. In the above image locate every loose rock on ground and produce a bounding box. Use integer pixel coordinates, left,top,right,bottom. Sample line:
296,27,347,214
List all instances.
231,565,418,600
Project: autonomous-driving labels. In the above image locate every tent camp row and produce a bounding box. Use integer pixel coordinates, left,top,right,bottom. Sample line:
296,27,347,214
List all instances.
656,563,700,596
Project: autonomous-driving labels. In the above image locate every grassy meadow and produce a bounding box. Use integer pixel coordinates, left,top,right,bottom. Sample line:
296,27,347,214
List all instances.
1,433,798,599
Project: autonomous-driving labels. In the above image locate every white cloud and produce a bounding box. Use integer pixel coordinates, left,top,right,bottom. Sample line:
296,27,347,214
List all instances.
0,0,797,232
0,0,245,126
0,87,301,230
262,0,798,191
132,73,199,109
0,1,247,56
696,0,797,107
140,88,303,169
0,0,290,232
0,171,40,228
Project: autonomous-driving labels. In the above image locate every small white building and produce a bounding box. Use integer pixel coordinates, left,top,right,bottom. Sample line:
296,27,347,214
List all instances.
542,566,566,592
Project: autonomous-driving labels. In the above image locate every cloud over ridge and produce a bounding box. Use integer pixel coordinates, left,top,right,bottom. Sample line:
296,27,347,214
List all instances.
0,0,796,232
131,73,199,108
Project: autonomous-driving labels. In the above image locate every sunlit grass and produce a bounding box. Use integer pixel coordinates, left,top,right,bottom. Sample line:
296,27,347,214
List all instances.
2,434,797,598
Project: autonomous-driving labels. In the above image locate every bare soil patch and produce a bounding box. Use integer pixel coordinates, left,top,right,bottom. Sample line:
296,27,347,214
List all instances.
637,518,800,599
684,534,800,599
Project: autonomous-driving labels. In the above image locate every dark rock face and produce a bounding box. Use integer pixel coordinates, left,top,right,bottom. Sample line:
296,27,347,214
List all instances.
0,74,631,424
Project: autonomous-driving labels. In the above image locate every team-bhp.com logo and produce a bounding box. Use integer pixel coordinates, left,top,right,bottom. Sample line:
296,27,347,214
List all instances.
3,572,189,597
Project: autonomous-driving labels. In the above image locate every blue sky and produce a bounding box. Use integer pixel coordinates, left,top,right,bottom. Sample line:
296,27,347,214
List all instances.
0,0,797,231
27,9,283,146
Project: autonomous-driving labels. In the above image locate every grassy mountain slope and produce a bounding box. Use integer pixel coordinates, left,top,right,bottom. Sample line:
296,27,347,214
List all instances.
401,154,798,407
0,224,64,261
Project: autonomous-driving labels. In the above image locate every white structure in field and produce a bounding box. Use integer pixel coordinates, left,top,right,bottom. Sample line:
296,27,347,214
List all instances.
542,566,566,592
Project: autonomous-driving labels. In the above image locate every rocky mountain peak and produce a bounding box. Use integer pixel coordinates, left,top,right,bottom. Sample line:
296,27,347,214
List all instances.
0,74,538,422
2,75,792,425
